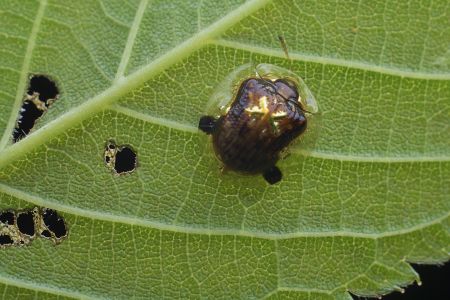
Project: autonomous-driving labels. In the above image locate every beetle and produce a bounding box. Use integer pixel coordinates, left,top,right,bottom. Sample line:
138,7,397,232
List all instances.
199,64,317,184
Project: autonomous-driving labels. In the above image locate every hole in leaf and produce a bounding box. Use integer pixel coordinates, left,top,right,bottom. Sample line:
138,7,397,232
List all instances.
0,235,14,245
27,75,59,102
104,140,137,175
16,211,35,236
42,208,67,239
0,207,68,247
115,146,137,174
12,101,44,143
12,74,59,143
40,230,51,238
0,211,15,225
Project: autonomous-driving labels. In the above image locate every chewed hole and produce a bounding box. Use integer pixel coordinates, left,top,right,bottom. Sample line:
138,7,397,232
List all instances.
12,101,44,143
27,75,59,102
40,230,51,238
115,146,137,174
12,74,59,143
104,140,137,175
16,211,35,236
0,235,14,245
0,207,68,247
42,209,67,239
0,211,15,225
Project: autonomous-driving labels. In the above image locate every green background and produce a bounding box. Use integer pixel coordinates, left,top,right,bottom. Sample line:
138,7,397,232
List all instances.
0,0,449,299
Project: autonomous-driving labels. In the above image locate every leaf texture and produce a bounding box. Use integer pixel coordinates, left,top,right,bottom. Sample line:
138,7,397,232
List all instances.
0,0,449,299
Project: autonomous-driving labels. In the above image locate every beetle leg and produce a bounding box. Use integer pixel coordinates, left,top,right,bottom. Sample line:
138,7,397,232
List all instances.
262,166,282,185
198,115,217,135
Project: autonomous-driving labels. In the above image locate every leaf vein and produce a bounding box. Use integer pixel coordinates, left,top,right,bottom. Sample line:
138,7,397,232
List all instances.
114,0,149,82
212,39,450,81
0,0,272,170
0,273,101,300
0,182,447,240
0,0,47,150
112,105,450,163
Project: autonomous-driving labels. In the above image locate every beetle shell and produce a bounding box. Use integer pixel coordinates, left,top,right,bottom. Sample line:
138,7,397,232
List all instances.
199,64,318,184
212,78,306,174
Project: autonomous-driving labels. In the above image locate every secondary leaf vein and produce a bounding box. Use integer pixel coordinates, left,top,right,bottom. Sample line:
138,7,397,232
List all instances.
0,0,272,170
0,0,47,150
114,0,149,82
0,182,447,240
112,105,450,163
212,39,450,81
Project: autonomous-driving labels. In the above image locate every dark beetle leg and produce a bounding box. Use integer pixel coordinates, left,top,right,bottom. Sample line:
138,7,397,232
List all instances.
262,166,282,185
198,115,217,135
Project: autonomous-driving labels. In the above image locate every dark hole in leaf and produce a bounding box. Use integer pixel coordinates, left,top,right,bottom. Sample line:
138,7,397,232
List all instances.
40,230,51,238
42,209,67,238
27,75,59,102
12,101,44,143
12,75,59,143
0,211,15,225
0,235,13,245
16,211,35,236
114,146,137,174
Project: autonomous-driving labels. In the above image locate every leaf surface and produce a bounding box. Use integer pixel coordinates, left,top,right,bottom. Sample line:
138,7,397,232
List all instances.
0,0,449,299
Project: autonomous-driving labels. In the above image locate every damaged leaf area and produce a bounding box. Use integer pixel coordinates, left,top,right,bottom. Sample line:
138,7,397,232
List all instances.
12,74,59,143
104,140,137,175
0,207,67,247
0,1,448,299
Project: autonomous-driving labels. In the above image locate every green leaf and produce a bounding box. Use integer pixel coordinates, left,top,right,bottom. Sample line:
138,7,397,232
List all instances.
0,0,449,299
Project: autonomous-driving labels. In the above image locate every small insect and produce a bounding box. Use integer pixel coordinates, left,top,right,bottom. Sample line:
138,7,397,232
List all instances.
198,63,318,185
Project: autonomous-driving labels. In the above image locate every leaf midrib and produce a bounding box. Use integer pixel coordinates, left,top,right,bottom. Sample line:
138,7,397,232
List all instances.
1,2,448,299
0,0,272,170
1,0,448,170
0,0,447,242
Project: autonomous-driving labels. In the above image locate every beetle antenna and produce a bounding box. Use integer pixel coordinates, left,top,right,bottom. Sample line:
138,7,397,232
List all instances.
254,65,278,90
278,35,290,60
287,99,314,114
254,37,313,115
278,36,316,115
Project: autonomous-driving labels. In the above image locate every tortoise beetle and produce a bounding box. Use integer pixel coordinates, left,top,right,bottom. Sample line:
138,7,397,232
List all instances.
199,64,318,184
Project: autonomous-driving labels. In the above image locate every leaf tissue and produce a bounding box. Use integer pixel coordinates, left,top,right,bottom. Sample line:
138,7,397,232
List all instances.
0,0,448,299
